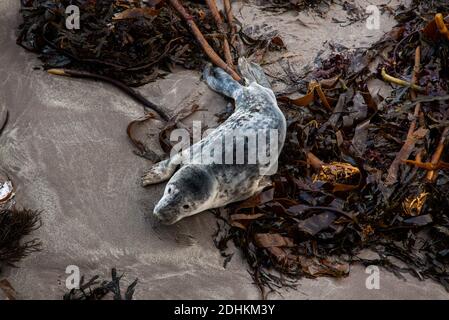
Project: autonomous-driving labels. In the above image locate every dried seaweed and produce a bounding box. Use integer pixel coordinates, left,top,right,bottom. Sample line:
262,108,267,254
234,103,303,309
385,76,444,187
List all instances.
0,208,42,270
0,279,17,300
1,114,42,282
261,0,333,14
63,268,138,300
17,0,283,87
215,0,449,298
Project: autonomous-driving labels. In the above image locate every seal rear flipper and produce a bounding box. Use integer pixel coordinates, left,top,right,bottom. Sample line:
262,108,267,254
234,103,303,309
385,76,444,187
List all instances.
203,63,242,99
141,158,179,186
238,57,271,89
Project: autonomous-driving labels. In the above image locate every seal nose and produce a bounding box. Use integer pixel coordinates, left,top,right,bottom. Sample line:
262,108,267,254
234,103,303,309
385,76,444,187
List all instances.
153,204,163,221
153,212,176,225
153,204,175,224
153,211,170,225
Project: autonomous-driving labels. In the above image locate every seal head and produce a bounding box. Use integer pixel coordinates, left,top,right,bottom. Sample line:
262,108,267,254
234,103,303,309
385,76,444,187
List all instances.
153,165,215,224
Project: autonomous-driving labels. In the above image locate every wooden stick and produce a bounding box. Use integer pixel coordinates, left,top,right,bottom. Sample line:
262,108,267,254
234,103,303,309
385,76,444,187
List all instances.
205,0,234,69
168,0,241,81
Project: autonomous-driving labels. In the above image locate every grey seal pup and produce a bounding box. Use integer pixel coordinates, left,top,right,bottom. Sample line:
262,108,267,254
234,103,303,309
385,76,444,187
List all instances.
142,58,286,224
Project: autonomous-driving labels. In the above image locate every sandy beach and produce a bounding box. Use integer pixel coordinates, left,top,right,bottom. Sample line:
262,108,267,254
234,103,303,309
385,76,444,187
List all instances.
1,0,448,299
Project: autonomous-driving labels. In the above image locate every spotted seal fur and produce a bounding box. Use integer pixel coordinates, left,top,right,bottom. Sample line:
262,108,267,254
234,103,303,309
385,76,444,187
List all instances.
142,58,286,224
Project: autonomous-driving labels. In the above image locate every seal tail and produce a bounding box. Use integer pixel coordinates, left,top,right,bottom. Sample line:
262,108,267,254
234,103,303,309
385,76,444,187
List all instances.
237,57,272,89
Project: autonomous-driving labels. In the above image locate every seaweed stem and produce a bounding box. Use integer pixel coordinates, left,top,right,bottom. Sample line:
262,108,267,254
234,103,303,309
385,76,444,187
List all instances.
403,160,449,170
306,151,324,170
408,46,422,136
168,0,241,81
223,0,236,45
205,0,235,69
381,67,424,92
426,127,449,182
435,13,449,40
47,69,170,121
386,46,422,185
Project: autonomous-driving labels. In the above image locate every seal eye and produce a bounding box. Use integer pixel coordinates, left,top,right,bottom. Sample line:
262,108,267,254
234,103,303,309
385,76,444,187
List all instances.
183,204,190,210
167,187,172,194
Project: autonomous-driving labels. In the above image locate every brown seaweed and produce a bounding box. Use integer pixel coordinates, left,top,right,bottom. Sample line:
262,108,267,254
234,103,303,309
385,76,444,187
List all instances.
63,268,138,300
0,208,42,270
215,0,449,298
17,0,283,86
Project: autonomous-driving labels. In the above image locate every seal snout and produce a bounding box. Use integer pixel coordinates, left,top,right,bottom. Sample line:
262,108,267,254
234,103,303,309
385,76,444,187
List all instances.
152,185,182,225
153,210,177,225
153,203,177,225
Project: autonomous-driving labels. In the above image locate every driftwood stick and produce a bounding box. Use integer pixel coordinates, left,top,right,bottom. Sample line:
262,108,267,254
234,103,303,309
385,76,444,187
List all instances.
205,0,234,69
168,0,241,81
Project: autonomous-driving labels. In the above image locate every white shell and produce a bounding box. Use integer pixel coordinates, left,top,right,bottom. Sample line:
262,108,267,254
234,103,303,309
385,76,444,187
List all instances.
0,180,14,203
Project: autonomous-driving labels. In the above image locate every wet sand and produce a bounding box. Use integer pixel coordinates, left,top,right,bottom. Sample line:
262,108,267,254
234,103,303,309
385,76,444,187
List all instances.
1,0,448,299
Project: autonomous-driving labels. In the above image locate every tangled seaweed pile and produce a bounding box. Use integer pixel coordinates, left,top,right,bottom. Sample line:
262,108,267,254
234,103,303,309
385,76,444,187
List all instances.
1,108,42,274
0,208,42,270
215,0,449,298
17,0,283,86
63,268,138,300
263,0,332,12
0,160,42,299
1,96,42,300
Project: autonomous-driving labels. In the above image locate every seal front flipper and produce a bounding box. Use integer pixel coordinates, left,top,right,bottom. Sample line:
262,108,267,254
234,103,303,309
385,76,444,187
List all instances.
203,63,242,99
141,157,179,186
